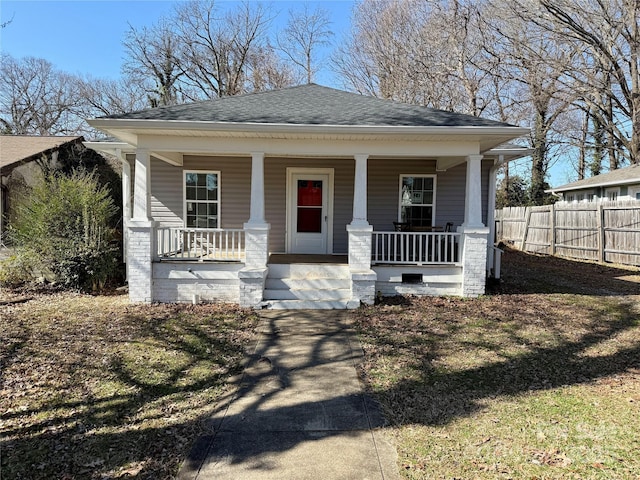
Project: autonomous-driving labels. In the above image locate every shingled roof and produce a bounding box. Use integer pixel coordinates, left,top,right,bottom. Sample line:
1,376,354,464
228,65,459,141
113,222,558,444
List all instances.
0,135,83,172
550,163,640,192
102,84,516,128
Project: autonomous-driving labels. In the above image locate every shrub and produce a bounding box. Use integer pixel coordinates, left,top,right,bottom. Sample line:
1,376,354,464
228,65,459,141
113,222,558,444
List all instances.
7,169,120,291
0,250,39,287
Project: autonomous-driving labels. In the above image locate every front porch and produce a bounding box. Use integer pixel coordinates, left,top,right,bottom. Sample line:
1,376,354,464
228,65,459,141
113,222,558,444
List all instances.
145,222,473,308
122,150,491,308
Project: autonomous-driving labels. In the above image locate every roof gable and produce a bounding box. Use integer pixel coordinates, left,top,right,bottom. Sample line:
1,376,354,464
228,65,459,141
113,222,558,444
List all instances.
102,84,516,129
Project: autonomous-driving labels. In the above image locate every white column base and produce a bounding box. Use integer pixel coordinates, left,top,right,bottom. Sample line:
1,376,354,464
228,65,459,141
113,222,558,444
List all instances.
243,222,270,270
347,223,376,306
460,227,489,297
127,220,156,303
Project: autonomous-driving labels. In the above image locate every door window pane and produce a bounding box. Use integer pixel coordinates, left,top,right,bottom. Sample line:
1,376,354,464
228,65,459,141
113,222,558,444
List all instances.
297,207,322,232
298,180,323,206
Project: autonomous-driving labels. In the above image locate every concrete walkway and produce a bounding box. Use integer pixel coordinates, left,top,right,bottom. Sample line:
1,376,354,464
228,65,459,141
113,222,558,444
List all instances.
178,310,399,480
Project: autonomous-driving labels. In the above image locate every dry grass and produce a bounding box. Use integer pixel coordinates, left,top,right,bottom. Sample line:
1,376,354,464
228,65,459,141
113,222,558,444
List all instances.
354,249,640,479
0,291,259,479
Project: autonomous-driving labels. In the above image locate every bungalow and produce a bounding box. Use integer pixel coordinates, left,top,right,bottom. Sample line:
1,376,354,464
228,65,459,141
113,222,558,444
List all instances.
87,84,529,309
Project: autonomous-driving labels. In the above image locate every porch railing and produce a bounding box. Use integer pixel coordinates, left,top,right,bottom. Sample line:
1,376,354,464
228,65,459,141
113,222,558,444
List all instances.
372,231,461,265
156,227,245,261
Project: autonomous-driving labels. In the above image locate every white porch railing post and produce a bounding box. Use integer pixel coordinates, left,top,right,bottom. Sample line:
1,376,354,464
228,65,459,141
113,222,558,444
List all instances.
348,154,376,306
240,152,269,308
128,148,155,303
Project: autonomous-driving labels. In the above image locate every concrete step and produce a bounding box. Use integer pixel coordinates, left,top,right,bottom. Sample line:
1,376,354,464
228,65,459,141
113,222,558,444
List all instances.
263,288,352,301
267,263,351,280
263,299,359,310
265,277,351,290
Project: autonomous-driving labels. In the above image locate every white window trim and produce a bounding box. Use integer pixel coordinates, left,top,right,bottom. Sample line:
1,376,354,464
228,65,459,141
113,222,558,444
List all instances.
628,185,640,200
398,174,437,226
183,170,221,229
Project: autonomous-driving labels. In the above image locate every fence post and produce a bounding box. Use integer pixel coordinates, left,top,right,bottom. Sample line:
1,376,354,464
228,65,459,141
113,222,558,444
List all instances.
549,204,556,255
521,207,532,251
597,204,605,263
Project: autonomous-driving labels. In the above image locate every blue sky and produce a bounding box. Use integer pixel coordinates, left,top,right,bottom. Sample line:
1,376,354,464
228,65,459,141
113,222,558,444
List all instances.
0,0,354,84
2,0,575,185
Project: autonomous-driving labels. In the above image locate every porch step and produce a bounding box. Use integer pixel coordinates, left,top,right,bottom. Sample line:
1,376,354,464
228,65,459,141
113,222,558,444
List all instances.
264,262,352,310
264,299,359,310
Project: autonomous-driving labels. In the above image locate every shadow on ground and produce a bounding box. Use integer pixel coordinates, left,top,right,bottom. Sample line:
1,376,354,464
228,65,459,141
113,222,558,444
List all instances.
2,251,639,479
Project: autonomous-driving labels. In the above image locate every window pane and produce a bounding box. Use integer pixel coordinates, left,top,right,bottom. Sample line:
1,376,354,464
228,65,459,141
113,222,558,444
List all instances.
298,180,323,206
186,186,197,200
187,215,197,227
186,173,197,186
197,174,207,186
208,217,217,228
206,174,218,200
297,207,322,232
208,203,218,216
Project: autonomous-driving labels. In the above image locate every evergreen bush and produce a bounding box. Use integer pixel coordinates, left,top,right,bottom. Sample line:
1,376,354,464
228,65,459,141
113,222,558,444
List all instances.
7,169,120,291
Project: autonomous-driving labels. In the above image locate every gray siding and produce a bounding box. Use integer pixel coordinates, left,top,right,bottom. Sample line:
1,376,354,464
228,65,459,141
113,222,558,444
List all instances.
148,155,490,253
149,155,252,229
368,158,492,231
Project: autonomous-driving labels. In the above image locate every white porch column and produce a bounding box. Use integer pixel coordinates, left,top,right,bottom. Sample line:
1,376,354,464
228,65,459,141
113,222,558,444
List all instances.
351,154,369,227
347,154,376,306
462,154,485,228
128,148,155,303
119,151,132,280
133,148,151,221
247,151,266,225
240,152,270,308
460,154,489,297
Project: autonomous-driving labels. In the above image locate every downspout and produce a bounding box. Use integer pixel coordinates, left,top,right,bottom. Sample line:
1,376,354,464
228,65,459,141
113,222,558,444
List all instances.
486,155,503,275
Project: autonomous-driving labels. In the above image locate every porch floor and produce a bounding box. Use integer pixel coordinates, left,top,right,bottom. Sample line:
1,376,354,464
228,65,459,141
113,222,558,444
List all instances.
268,254,348,264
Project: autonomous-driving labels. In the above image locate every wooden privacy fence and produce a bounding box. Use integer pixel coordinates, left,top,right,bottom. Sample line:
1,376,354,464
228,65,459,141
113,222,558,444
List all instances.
495,201,640,267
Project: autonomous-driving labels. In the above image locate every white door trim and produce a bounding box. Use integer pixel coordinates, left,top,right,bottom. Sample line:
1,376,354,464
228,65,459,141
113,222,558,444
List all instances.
286,167,334,254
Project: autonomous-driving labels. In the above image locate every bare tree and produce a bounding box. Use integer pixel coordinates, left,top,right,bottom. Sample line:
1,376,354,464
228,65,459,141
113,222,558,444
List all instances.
245,44,298,92
535,0,640,165
483,0,578,203
277,4,333,84
122,19,185,107
0,54,81,135
335,0,497,115
172,0,273,99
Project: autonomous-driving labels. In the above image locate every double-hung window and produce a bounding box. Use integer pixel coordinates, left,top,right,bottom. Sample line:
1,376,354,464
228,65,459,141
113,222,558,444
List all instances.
399,175,436,227
184,171,219,228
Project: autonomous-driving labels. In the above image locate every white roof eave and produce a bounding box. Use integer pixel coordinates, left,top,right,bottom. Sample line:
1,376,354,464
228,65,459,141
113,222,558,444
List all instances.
547,177,640,193
87,118,530,139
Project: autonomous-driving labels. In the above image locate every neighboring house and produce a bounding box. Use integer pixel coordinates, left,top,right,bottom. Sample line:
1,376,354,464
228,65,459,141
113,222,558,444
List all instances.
548,164,640,203
86,84,529,309
0,135,85,242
